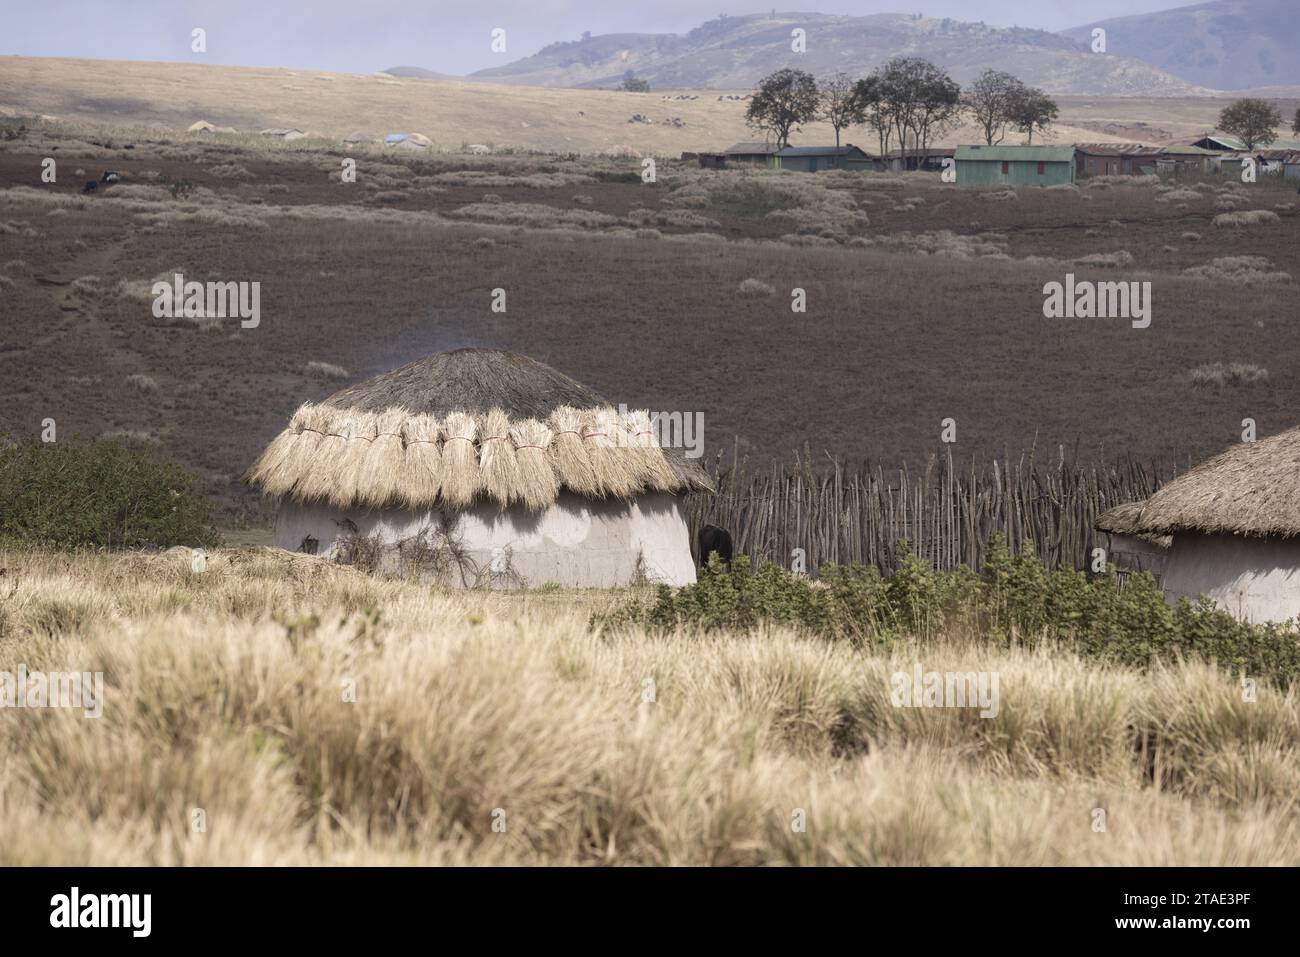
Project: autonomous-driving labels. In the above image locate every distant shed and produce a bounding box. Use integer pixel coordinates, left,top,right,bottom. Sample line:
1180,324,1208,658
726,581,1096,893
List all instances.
875,147,954,173
953,145,1075,186
1074,143,1163,177
775,145,874,172
1156,144,1215,174
722,142,780,168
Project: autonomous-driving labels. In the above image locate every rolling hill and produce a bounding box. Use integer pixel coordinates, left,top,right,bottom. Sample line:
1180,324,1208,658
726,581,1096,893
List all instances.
466,11,1207,95
0,56,1243,155
1061,0,1300,92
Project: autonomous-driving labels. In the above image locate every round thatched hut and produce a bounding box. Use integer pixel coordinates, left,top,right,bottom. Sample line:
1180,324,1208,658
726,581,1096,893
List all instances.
245,349,711,587
1096,427,1300,622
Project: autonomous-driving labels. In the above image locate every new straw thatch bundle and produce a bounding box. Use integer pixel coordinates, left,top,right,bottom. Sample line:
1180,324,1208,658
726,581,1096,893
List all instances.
510,418,559,511
351,407,406,507
266,403,335,501
334,411,380,506
479,408,522,505
440,411,481,507
625,408,679,491
295,408,364,504
398,413,441,507
582,407,641,498
547,405,599,497
245,403,312,497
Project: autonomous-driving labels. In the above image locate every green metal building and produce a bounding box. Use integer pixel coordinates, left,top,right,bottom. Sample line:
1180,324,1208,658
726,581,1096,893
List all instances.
774,145,875,172
953,145,1076,186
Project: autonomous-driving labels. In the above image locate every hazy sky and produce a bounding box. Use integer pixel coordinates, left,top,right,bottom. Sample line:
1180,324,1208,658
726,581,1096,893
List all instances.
3,1,1199,76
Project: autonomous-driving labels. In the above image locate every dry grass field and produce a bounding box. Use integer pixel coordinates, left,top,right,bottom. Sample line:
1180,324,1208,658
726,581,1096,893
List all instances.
2,119,1298,527
2,546,1296,866
1,56,1281,155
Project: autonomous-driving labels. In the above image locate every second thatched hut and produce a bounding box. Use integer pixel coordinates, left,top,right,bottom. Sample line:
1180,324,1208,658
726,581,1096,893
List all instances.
1095,426,1300,622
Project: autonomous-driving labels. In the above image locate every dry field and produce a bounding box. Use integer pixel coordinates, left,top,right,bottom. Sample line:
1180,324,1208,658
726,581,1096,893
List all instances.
0,56,1281,155
2,120,1298,527
1,546,1296,866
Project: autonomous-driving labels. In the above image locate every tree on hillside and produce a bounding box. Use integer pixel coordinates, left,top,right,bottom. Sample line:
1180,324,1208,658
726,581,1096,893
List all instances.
1218,98,1281,151
621,71,650,93
963,69,1025,146
819,72,865,149
1007,86,1058,145
746,69,820,148
1293,107,1300,135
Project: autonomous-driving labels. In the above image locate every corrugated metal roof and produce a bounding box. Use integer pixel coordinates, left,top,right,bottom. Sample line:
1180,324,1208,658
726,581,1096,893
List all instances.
1194,135,1300,151
1073,142,1164,156
1158,144,1216,155
777,145,871,157
883,147,954,158
724,142,778,154
955,145,1076,163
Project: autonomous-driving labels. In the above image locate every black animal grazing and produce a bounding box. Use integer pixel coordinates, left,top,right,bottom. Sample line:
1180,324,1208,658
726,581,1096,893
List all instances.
100,170,120,184
698,525,733,568
81,180,98,194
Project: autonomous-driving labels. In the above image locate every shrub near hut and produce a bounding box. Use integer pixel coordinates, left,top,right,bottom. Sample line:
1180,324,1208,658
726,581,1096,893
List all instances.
0,439,216,547
596,537,1300,687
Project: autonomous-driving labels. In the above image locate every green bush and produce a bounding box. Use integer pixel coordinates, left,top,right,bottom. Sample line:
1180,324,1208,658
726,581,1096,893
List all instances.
0,439,218,548
594,536,1300,687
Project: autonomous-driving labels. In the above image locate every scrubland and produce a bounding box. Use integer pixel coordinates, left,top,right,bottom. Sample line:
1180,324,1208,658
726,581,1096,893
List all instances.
1,119,1298,534
1,546,1297,866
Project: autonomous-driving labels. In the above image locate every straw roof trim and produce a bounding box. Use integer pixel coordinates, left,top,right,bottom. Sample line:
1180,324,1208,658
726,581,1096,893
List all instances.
245,402,710,511
1095,500,1171,548
1094,501,1145,535
1131,426,1300,538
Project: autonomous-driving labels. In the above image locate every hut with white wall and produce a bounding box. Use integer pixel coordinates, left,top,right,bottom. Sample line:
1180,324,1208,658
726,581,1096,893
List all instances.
245,349,710,588
1096,427,1300,622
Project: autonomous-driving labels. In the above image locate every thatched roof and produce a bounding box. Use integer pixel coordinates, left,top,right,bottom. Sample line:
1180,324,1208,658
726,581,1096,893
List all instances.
245,348,713,511
1095,501,1145,535
1095,500,1172,548
1128,426,1300,538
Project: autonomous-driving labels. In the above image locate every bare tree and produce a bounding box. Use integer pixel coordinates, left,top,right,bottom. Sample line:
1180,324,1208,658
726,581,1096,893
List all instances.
852,75,893,157
963,69,1023,146
820,72,865,149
